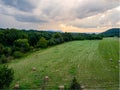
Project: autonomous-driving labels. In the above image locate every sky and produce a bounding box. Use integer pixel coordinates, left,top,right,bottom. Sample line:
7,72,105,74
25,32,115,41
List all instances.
0,0,119,33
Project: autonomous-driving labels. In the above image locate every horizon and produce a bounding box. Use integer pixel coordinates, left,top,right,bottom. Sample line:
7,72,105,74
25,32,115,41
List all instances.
0,0,120,32
0,27,119,34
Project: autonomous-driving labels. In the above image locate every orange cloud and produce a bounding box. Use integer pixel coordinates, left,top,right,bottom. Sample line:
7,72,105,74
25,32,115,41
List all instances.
59,24,106,33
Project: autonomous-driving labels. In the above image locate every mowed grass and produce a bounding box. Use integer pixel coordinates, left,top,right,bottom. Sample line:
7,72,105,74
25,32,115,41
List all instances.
8,38,119,89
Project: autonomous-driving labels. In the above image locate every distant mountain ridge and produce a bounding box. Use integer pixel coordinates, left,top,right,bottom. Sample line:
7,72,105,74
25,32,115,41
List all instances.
100,28,120,37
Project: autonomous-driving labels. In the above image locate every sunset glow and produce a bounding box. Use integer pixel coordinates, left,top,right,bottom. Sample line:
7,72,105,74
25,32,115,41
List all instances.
0,0,119,32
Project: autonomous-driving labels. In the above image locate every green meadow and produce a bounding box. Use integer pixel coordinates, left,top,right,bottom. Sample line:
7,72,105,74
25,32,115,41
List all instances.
8,38,119,89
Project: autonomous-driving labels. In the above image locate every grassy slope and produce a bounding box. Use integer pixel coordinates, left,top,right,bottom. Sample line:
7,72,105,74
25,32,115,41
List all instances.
9,38,119,89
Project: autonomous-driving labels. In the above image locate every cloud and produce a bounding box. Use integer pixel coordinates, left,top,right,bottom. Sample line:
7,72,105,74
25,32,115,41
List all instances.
0,0,47,23
0,0,37,12
14,15,47,23
0,0,119,23
99,8,120,27
0,14,40,29
75,0,119,19
70,7,120,29
0,0,119,32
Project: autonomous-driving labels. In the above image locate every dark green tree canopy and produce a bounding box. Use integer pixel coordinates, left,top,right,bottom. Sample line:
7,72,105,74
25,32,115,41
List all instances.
37,37,48,48
0,43,4,55
14,39,30,52
0,28,105,63
0,65,14,89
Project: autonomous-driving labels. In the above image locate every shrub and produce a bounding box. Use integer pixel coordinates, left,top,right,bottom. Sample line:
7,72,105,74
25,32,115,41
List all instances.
0,65,14,89
0,43,4,54
0,54,7,64
37,37,48,48
13,51,24,58
48,38,56,46
4,47,12,56
14,39,30,52
53,33,64,44
69,77,82,90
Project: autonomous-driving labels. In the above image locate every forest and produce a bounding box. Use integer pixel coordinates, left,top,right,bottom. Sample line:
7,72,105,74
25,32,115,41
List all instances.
0,28,103,63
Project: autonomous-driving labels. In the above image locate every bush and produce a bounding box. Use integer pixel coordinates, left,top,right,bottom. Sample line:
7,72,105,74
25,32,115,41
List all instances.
0,65,14,89
14,39,30,52
4,47,12,56
53,33,64,44
13,51,24,58
37,37,48,48
0,54,7,64
69,77,82,90
0,43,4,54
48,38,56,46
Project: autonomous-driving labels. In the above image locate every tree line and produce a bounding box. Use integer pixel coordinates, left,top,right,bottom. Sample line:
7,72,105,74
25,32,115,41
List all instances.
0,28,103,63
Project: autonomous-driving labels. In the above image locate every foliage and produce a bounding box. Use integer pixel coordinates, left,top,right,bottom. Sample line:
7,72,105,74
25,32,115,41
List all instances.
0,28,107,63
0,43,4,55
4,47,12,57
0,65,14,89
28,32,39,47
48,38,56,46
69,77,82,90
0,28,28,46
37,37,48,48
14,39,30,52
100,28,120,37
13,51,24,58
53,32,64,44
0,54,8,64
62,32,73,41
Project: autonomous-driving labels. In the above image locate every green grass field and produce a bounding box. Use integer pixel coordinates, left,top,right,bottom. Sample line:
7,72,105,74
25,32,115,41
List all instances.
8,38,119,90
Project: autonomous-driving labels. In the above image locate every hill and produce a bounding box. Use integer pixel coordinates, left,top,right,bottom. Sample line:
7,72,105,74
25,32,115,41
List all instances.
8,38,119,89
100,28,120,37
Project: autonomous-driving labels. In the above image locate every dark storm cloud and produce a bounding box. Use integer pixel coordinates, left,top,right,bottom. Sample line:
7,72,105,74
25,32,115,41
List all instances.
1,0,35,12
